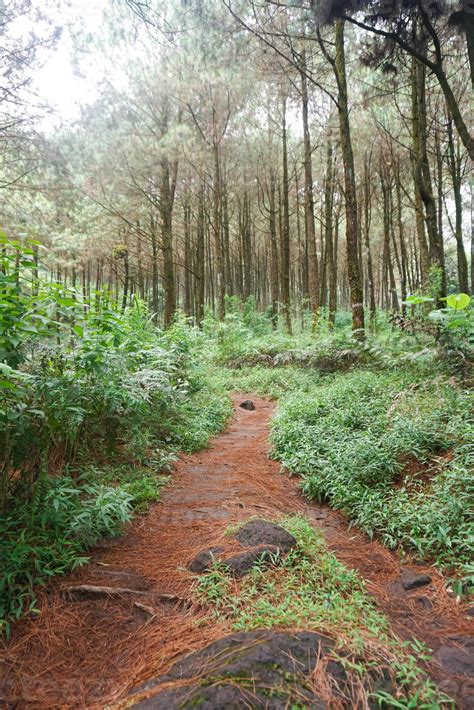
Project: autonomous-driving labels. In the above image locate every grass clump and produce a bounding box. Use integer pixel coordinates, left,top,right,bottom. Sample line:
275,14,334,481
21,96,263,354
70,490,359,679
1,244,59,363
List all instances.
271,370,473,590
195,515,451,708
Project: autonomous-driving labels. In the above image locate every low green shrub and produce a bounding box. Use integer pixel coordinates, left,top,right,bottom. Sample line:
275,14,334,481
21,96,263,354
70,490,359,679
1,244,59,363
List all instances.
0,474,132,635
271,370,473,588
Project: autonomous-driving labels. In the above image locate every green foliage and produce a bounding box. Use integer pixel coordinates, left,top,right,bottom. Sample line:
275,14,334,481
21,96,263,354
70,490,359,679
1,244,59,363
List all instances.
0,474,132,636
429,293,473,369
271,369,473,588
0,239,232,631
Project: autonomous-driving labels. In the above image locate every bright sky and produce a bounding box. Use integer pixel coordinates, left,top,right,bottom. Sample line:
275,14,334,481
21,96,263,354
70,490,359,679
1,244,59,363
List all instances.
32,0,110,128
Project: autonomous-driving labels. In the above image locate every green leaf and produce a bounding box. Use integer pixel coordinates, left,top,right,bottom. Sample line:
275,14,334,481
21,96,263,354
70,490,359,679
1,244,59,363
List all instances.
446,293,470,311
402,295,434,305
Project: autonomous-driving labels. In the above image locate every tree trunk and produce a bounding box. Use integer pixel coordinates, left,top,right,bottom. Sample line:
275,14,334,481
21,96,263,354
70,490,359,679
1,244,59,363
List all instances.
334,19,364,336
363,155,376,324
212,110,225,320
269,169,280,327
300,50,319,327
328,203,339,326
281,96,292,334
184,201,192,316
412,58,446,300
195,186,205,326
446,114,469,293
160,155,176,328
150,214,159,322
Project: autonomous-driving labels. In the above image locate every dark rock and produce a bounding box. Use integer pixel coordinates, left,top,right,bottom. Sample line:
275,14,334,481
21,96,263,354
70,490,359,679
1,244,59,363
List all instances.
400,570,432,591
223,545,281,577
368,668,398,709
132,682,325,709
415,596,433,611
235,519,297,552
187,547,224,574
466,607,474,618
460,680,474,709
130,630,333,709
326,659,347,685
434,645,474,677
446,635,474,649
239,400,255,411
164,630,333,681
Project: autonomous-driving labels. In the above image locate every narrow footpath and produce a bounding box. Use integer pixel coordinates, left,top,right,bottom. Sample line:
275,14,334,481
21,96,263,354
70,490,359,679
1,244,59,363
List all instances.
1,395,472,708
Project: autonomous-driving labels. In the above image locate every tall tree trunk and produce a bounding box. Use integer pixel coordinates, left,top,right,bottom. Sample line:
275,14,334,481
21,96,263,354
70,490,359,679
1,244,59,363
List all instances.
446,114,469,293
136,222,145,300
328,203,339,326
241,192,252,300
412,58,446,300
160,156,176,328
363,155,376,324
269,169,280,327
281,96,292,334
395,170,409,313
150,214,159,321
184,201,192,316
222,183,232,296
212,110,226,320
321,141,334,314
195,186,205,326
300,50,319,327
334,19,364,336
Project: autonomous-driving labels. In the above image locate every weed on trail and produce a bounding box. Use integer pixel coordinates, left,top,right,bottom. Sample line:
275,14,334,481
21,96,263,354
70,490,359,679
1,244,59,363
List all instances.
195,515,452,709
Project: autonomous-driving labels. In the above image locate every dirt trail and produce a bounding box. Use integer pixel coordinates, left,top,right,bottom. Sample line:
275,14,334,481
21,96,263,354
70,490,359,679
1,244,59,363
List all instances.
1,395,472,709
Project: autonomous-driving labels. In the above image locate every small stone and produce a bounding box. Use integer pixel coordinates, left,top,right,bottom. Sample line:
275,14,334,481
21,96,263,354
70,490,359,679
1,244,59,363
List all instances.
400,570,432,591
223,545,281,577
188,547,224,574
239,400,255,411
466,607,474,618
235,519,297,552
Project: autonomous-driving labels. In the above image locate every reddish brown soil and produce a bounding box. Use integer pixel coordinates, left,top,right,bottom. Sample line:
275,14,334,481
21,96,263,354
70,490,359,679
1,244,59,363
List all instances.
0,395,472,709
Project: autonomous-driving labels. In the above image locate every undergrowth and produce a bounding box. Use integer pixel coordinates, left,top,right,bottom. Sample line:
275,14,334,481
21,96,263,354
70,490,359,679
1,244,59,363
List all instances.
207,304,473,592
270,371,473,591
195,515,452,708
0,245,232,634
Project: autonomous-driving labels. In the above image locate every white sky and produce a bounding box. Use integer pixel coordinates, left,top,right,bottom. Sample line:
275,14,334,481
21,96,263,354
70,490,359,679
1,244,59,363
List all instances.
32,0,111,127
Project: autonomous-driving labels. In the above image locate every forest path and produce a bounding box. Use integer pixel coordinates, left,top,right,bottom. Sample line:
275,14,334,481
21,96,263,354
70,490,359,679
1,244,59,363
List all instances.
1,395,472,709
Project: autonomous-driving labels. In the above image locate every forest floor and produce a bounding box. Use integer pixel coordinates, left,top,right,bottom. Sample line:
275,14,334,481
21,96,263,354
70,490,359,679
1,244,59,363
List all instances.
1,394,473,709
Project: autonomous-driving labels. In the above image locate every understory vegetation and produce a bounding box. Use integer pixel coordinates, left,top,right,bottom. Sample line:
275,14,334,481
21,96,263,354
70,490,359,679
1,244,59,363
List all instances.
210,299,474,593
0,236,232,633
196,515,451,708
2,256,473,638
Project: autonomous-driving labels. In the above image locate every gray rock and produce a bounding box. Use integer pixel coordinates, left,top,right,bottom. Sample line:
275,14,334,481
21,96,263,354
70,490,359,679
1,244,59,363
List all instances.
187,547,224,573
132,682,324,709
223,545,281,577
400,570,432,591
434,645,474,677
130,630,333,709
235,519,297,552
239,400,255,411
165,629,333,681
